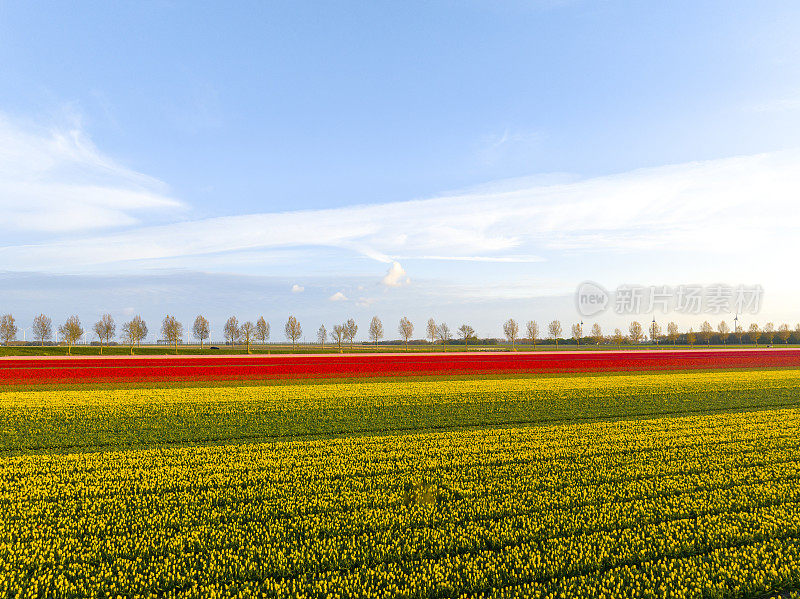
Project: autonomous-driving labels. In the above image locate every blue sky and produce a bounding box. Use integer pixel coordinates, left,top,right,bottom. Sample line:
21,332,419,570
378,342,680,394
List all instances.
1,1,800,341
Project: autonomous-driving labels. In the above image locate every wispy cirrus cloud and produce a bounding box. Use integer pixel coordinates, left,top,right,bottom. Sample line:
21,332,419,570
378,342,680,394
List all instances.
750,93,800,113
406,254,544,263
1,149,799,275
477,128,543,166
0,113,183,235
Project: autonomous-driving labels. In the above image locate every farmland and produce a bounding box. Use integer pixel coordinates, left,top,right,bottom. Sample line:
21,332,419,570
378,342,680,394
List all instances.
2,369,800,451
1,407,798,597
2,348,800,385
0,365,799,597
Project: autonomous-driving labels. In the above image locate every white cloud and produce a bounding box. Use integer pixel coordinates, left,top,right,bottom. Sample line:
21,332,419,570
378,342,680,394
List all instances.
2,149,799,272
381,261,411,287
291,284,304,293
329,291,347,301
750,92,800,113
0,114,182,235
478,128,542,166
407,254,544,263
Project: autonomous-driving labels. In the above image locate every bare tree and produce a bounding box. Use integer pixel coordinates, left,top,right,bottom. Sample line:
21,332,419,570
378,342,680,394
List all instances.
345,318,358,350
717,321,730,345
503,318,519,350
285,316,302,349
667,322,679,345
548,320,562,348
224,316,240,349
571,322,583,347
590,323,602,345
426,318,437,347
256,317,270,346
368,316,384,348
458,324,475,349
686,328,696,347
131,315,148,347
122,316,148,354
332,324,346,352
398,317,414,351
436,322,451,349
612,328,625,349
698,320,713,346
58,315,83,355
32,314,52,346
526,321,539,349
629,321,643,345
121,320,136,355
735,323,744,344
240,321,255,353
317,324,327,349
778,323,791,344
0,314,17,347
649,321,661,345
764,322,776,344
92,314,116,355
161,315,183,354
193,315,210,349
748,323,761,346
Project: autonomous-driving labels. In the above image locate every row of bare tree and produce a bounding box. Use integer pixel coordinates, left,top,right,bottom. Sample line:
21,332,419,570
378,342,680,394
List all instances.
0,313,177,354
0,312,798,353
505,319,800,348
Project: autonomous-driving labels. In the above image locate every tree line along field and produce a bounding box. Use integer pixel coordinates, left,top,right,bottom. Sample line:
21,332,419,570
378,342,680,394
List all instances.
0,369,799,597
1,311,799,355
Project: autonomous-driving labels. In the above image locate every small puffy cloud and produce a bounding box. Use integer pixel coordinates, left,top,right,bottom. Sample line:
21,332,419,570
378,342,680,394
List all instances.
356,297,376,307
329,291,347,301
381,261,410,287
291,284,304,293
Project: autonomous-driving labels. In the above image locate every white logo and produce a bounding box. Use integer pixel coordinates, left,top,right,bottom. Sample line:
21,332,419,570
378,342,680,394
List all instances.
576,281,610,317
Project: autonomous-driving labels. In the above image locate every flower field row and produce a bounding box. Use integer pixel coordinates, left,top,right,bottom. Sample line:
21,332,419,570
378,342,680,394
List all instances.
1,348,800,385
0,408,798,598
2,369,799,451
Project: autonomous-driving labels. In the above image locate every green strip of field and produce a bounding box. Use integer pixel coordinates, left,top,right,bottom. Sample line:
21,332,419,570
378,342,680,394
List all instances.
2,369,798,453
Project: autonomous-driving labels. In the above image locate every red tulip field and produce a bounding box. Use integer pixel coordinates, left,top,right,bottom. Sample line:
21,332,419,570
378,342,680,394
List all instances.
0,348,798,385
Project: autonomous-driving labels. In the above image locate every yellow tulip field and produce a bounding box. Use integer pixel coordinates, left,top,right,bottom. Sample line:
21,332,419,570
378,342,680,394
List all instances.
0,370,798,597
